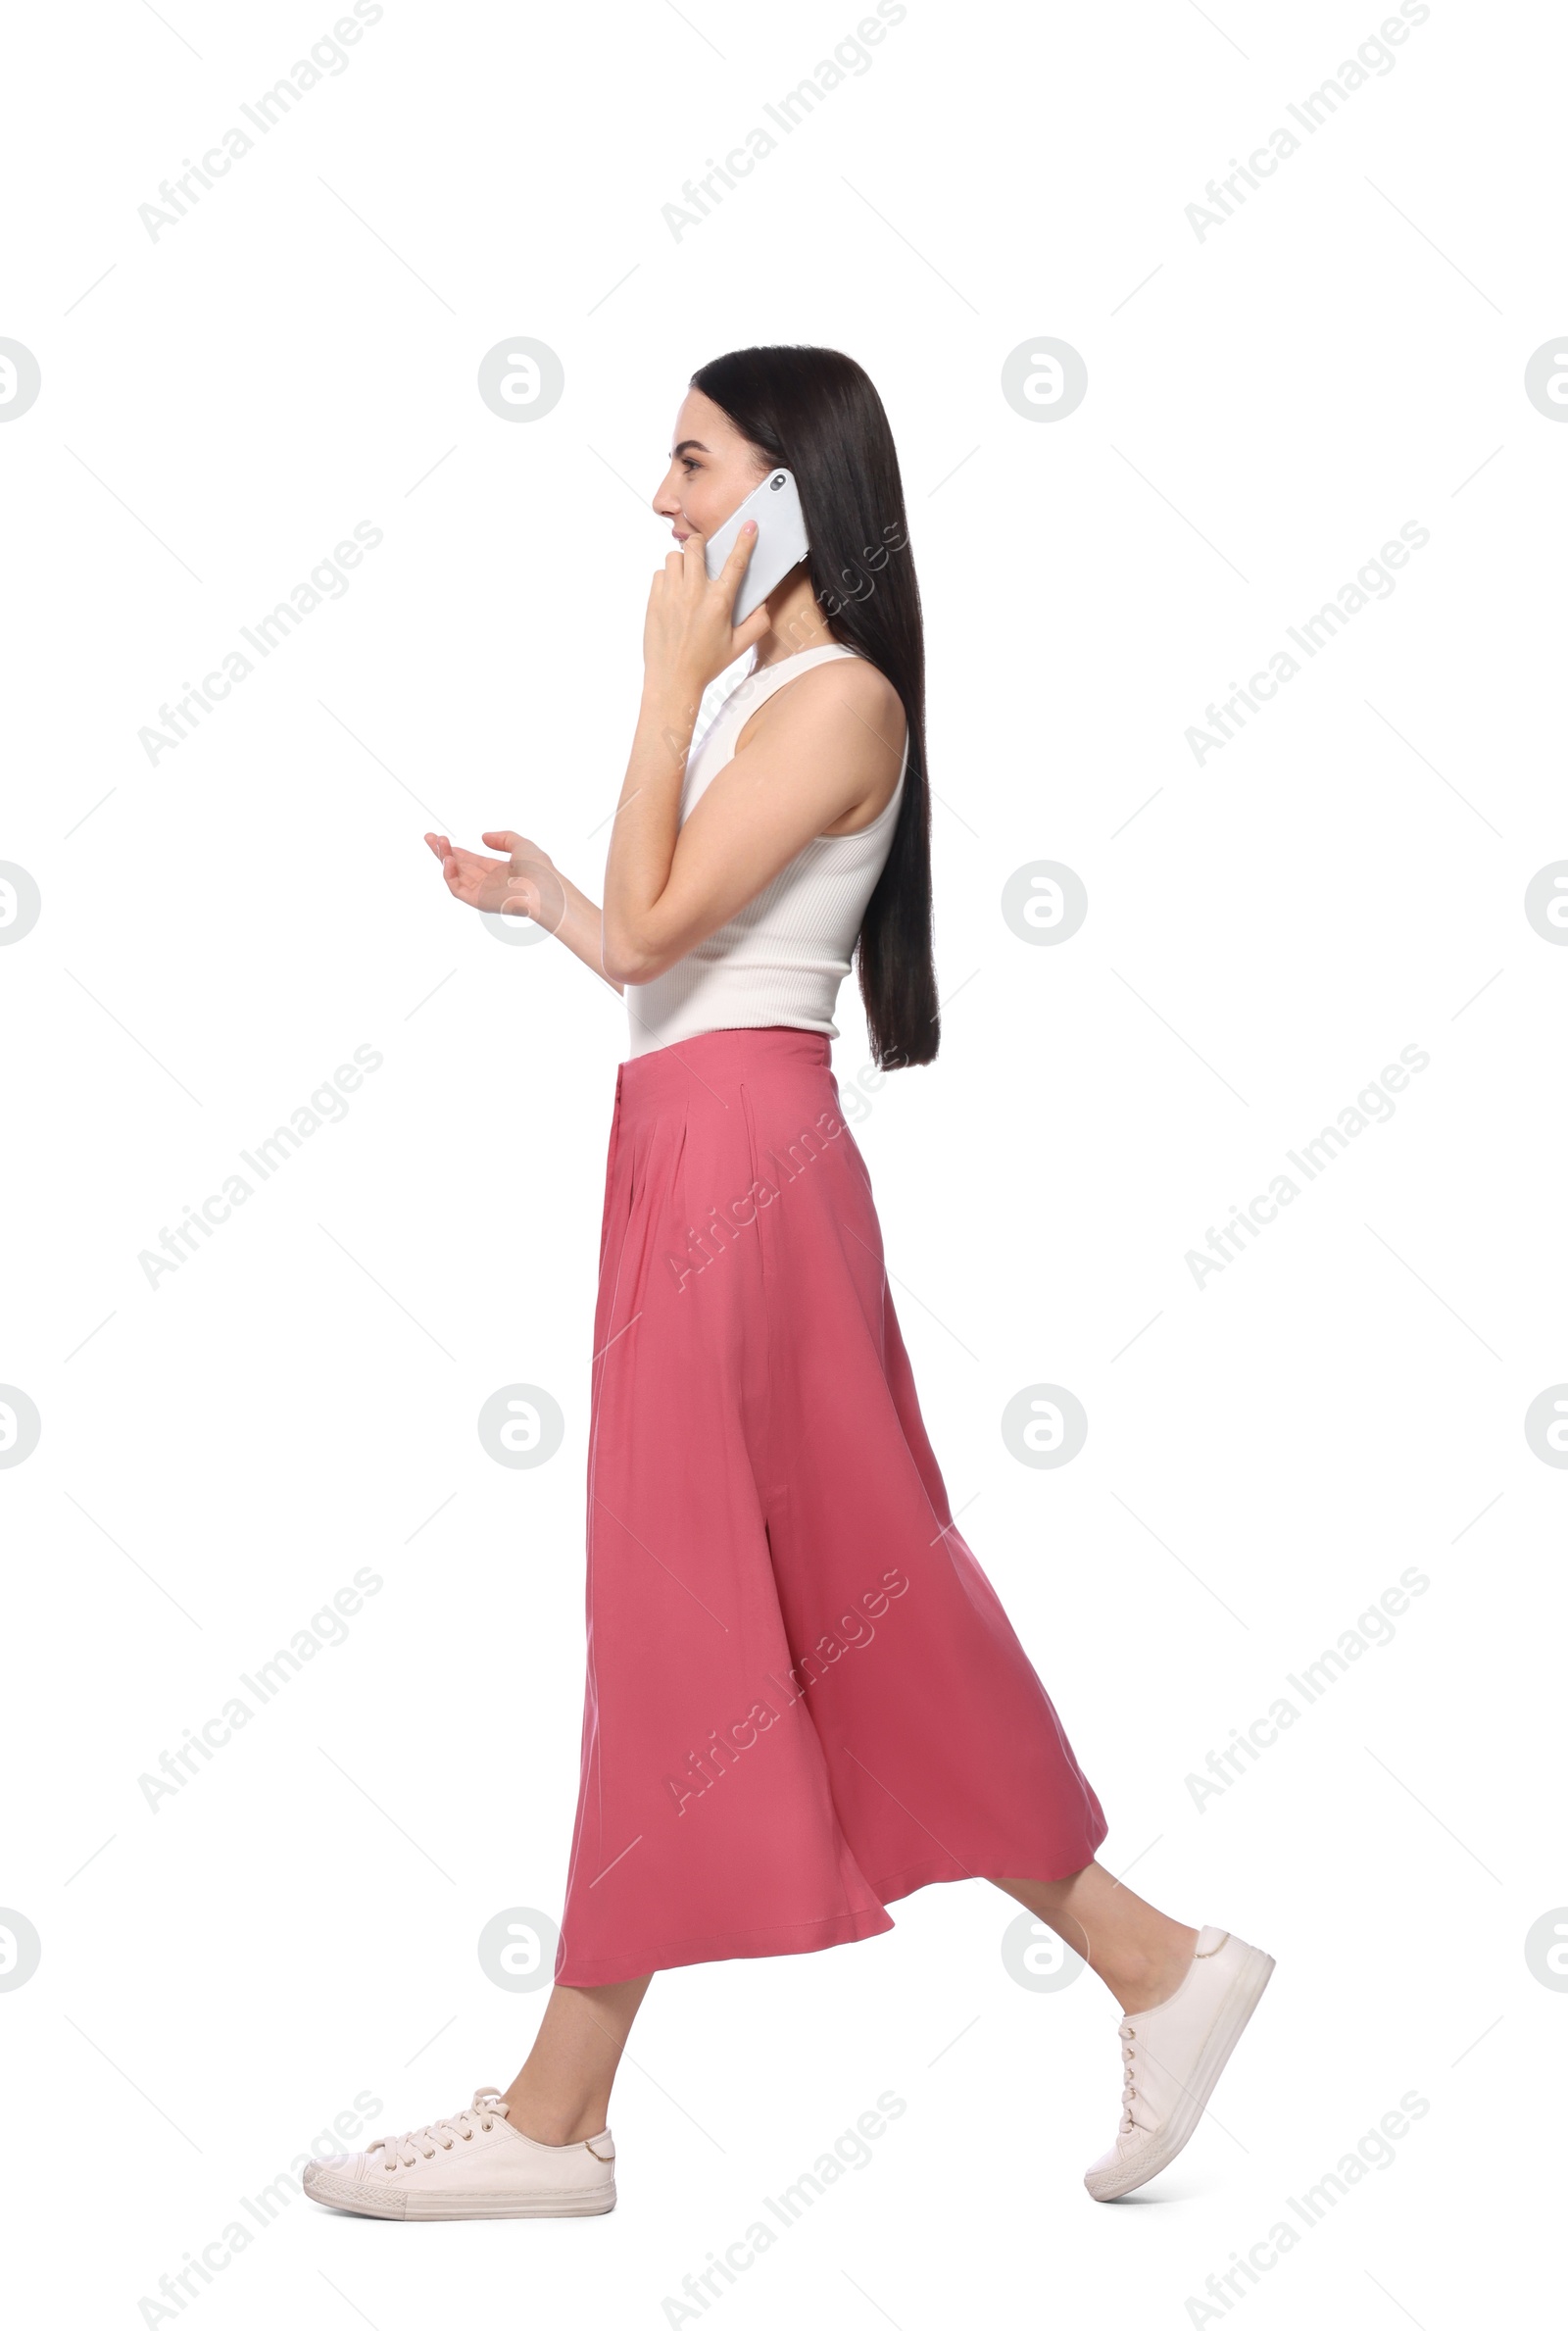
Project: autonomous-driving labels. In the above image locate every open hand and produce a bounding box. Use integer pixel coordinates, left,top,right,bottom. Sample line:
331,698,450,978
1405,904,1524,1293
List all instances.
423,829,566,930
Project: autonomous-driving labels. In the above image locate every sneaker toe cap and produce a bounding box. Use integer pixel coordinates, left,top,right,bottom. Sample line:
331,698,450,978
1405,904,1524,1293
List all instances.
305,2154,367,2205
1084,2135,1159,2200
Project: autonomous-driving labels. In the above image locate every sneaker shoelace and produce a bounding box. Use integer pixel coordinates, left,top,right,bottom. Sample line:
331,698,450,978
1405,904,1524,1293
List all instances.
1114,1938,1226,2143
1117,2020,1163,2138
369,2086,509,2171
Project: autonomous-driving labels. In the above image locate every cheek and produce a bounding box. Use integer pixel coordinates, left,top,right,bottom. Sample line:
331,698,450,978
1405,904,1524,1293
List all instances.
690,469,764,532
686,480,731,530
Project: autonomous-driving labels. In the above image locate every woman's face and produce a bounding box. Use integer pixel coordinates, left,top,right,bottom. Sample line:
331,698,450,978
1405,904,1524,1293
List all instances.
652,388,770,545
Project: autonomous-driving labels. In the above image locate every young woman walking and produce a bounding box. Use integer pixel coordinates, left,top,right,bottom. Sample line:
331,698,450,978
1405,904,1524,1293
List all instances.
304,346,1273,2223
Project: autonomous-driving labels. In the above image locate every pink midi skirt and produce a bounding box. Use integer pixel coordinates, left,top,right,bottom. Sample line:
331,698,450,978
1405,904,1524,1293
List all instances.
555,1026,1107,1986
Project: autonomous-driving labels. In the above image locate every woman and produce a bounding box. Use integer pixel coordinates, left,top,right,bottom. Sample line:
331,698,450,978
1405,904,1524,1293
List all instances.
304,346,1273,2224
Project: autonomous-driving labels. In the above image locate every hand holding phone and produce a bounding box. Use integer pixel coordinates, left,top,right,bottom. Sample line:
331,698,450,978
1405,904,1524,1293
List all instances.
704,469,809,622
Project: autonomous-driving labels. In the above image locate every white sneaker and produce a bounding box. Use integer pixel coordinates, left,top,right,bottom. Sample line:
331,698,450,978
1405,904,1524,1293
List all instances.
303,2087,615,2220
1085,1926,1274,2202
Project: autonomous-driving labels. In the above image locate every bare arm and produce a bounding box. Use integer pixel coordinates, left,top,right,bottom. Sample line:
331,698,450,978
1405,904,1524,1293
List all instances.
425,528,900,995
601,532,904,986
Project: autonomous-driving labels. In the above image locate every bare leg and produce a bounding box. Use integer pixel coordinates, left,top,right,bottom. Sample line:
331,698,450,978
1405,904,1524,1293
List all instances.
501,1976,652,2145
996,1861,1199,2014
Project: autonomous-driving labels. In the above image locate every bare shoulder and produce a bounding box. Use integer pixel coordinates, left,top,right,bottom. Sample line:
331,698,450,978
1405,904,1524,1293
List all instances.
729,653,905,836
739,652,906,758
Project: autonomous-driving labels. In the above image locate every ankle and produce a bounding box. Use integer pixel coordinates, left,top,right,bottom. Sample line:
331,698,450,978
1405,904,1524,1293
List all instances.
1107,1923,1200,2015
501,2081,610,2147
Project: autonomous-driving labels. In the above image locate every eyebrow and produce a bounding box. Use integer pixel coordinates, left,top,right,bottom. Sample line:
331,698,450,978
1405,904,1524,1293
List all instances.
672,439,709,457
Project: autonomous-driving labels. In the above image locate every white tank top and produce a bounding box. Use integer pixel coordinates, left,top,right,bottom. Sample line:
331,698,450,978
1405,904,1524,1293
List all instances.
624,643,907,1059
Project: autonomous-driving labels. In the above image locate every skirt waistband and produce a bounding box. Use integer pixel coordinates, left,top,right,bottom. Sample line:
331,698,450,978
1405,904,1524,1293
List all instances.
616,1025,833,1113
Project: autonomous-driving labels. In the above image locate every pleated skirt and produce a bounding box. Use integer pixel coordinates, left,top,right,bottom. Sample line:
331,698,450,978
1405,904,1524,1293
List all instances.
555,1026,1107,1986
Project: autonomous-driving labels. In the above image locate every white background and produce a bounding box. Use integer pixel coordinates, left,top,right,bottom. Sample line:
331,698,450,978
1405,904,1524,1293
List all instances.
2,0,1560,2323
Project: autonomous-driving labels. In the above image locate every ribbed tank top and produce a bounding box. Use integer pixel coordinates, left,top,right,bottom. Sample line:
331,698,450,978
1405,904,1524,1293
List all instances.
624,643,907,1059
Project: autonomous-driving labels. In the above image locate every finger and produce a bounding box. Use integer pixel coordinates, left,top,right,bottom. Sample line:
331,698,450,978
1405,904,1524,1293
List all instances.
721,519,759,580
481,830,527,857
731,601,772,651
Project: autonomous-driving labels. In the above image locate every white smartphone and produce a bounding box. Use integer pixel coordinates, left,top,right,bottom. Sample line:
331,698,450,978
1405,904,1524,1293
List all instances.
704,467,809,621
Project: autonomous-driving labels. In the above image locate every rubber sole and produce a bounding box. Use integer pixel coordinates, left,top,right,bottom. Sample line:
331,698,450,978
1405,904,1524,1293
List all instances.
304,2169,615,2221
1085,1945,1276,2202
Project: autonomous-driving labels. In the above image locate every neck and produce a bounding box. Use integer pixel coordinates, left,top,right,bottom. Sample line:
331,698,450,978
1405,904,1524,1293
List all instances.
751,564,838,667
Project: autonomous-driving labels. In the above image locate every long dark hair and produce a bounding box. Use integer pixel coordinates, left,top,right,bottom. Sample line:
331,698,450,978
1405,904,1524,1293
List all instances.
690,345,939,1069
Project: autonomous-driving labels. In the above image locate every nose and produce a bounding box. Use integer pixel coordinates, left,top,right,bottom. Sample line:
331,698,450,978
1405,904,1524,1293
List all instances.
651,464,683,520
